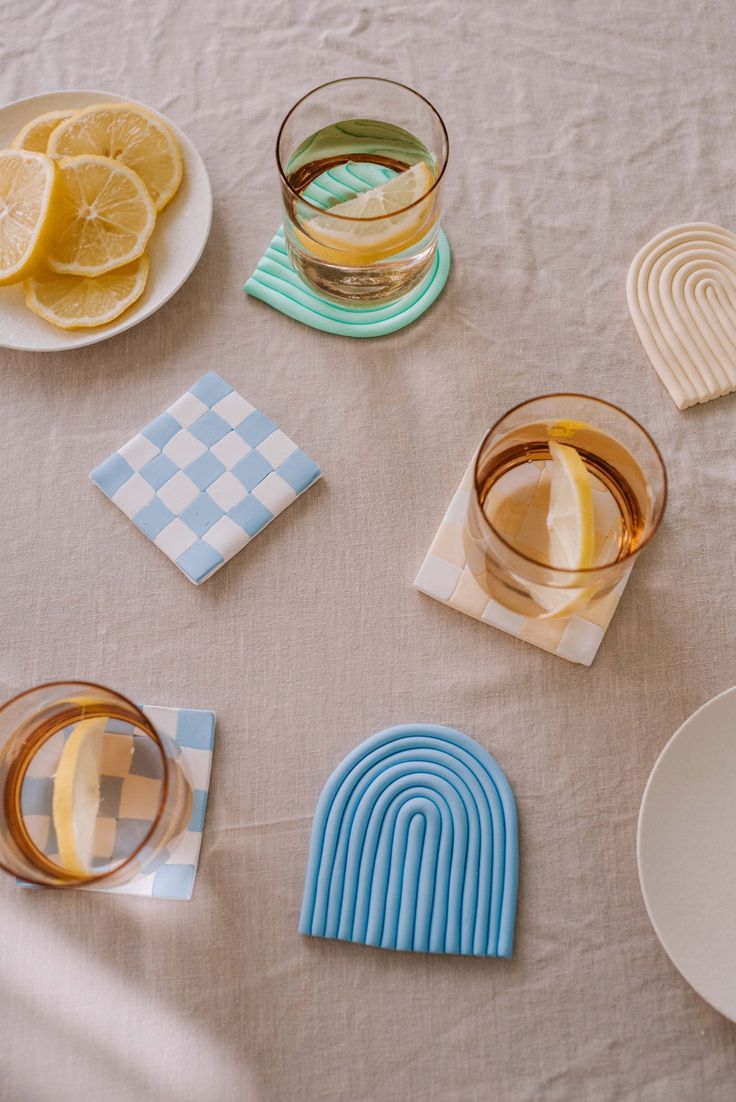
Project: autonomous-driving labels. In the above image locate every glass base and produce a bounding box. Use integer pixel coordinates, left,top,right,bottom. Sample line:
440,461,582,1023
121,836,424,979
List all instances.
286,236,438,307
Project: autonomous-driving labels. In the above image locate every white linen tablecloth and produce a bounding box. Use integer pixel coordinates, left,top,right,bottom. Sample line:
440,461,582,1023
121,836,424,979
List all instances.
2,1,736,1098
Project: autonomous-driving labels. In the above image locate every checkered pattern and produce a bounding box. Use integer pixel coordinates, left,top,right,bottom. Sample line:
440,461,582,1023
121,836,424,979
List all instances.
91,372,321,584
413,460,633,666
18,706,215,900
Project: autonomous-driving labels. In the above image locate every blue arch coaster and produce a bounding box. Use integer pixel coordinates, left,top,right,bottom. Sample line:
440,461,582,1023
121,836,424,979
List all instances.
244,161,451,338
300,724,519,958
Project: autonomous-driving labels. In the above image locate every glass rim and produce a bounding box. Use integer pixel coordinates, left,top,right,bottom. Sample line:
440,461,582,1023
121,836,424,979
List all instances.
0,679,170,887
472,392,669,575
275,76,449,223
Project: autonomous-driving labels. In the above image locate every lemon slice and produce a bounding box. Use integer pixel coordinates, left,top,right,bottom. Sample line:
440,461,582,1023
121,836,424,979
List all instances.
51,717,107,877
12,109,77,153
25,255,149,329
529,440,596,620
303,161,435,263
0,149,60,286
45,154,155,277
546,440,595,569
548,418,592,441
48,102,183,211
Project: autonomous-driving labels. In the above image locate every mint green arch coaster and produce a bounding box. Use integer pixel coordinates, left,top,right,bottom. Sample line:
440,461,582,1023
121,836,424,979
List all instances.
244,162,451,339
245,228,450,339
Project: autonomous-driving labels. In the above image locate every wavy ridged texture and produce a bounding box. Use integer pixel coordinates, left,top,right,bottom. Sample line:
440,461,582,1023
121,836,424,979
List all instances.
244,162,451,338
627,222,736,409
300,724,518,958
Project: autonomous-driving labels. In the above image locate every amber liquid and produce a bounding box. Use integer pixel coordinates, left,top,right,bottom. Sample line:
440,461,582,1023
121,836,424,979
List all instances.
283,118,440,304
480,443,646,562
1,697,191,884
287,151,411,196
469,422,651,618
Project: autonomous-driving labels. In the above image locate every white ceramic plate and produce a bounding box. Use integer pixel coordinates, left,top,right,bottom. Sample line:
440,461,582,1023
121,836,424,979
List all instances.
638,685,736,1021
0,90,212,351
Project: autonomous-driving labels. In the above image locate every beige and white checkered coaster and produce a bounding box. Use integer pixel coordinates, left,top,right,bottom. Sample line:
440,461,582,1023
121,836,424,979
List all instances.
414,460,633,666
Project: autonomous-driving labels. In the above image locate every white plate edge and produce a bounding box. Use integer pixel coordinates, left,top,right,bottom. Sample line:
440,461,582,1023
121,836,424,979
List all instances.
636,683,736,1022
0,89,213,352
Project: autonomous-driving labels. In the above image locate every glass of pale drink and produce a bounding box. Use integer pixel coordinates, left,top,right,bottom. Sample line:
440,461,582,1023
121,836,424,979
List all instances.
464,395,668,621
0,681,192,888
277,77,448,305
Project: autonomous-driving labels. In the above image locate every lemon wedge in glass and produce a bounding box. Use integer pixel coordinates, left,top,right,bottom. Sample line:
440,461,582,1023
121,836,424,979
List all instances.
530,440,597,620
303,161,435,263
546,440,595,570
51,717,107,877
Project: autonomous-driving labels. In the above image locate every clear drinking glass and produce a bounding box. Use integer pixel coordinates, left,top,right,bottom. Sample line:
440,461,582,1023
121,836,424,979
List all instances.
464,395,668,620
0,681,193,888
276,77,448,305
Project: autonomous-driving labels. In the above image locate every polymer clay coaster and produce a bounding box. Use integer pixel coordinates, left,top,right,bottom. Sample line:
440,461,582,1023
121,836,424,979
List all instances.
627,223,736,409
91,371,321,584
413,459,632,666
300,724,518,957
18,705,215,901
244,162,451,339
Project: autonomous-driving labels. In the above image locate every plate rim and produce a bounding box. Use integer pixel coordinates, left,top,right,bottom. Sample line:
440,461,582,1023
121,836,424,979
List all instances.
636,683,736,1021
0,88,213,352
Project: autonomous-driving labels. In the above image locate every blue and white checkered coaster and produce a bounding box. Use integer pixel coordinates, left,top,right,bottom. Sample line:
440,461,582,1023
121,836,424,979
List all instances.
90,372,321,584
18,706,215,900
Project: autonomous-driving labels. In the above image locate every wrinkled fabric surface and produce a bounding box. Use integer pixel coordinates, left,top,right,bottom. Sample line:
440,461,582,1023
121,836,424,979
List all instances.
2,1,736,1099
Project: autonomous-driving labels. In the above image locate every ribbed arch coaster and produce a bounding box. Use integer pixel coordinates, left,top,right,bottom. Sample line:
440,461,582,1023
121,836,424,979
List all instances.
300,724,519,958
627,222,736,409
244,162,451,339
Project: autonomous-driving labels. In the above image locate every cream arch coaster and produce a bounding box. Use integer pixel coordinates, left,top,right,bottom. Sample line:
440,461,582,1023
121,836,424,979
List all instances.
627,222,736,410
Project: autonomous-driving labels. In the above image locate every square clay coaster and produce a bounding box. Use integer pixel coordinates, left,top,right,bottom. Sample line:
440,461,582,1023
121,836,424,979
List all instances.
91,372,321,584
18,705,215,900
414,461,632,666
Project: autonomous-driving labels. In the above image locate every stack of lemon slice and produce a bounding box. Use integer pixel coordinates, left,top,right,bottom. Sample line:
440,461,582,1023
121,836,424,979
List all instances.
0,102,182,329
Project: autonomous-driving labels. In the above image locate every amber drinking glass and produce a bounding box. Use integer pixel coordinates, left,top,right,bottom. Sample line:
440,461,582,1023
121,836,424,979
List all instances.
0,681,192,888
277,77,448,305
464,395,667,620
